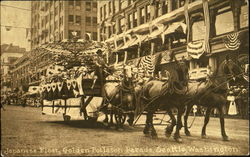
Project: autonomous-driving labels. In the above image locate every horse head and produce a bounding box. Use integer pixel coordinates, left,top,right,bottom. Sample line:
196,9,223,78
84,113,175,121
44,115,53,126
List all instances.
212,57,244,92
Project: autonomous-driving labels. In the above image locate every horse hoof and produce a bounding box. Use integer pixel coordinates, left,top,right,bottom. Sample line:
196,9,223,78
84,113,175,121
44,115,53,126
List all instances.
185,131,191,136
117,128,124,131
165,132,171,138
223,136,229,141
201,135,208,139
151,132,158,139
174,137,183,143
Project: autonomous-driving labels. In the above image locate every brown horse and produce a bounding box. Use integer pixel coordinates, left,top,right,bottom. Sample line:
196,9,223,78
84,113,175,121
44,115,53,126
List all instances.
137,56,241,142
183,58,245,141
102,65,136,129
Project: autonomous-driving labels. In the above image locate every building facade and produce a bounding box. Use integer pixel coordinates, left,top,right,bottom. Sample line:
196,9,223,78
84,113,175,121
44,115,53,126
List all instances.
97,0,248,76
1,44,26,93
31,0,98,49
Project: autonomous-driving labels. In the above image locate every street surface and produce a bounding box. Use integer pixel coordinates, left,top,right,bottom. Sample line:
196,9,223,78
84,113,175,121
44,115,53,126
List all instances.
1,105,249,156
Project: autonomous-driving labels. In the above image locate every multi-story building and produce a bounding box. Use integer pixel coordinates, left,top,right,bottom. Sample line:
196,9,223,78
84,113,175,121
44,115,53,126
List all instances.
31,0,98,49
97,0,248,78
1,44,26,93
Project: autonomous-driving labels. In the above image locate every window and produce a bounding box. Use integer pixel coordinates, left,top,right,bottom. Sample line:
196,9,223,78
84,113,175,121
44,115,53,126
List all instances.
86,2,91,11
93,32,97,41
60,16,63,26
69,1,74,6
86,17,91,26
192,20,205,41
55,6,58,15
76,15,81,24
133,11,137,27
215,6,234,35
140,7,145,24
128,13,133,29
76,1,81,7
69,15,74,23
162,1,168,14
146,5,150,22
108,1,111,15
55,20,58,30
104,4,107,19
93,2,97,8
93,17,97,24
240,3,248,29
100,7,103,20
120,18,125,33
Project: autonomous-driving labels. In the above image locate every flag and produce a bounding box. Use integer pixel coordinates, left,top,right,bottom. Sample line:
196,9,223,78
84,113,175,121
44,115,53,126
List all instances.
66,80,72,90
51,83,57,92
202,0,211,53
224,32,241,50
187,41,205,59
138,55,155,75
57,82,63,92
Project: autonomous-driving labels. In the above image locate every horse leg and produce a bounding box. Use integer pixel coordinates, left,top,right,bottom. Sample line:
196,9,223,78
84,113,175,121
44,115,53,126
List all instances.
201,107,211,138
184,104,193,136
148,111,157,138
174,107,185,143
165,108,176,138
143,112,151,135
217,105,229,141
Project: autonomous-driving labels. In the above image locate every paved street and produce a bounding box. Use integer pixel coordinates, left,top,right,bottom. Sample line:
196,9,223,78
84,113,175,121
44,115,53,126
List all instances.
1,105,249,156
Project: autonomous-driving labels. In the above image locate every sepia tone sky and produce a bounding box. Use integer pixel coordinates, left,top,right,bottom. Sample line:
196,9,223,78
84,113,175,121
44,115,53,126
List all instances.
1,1,31,51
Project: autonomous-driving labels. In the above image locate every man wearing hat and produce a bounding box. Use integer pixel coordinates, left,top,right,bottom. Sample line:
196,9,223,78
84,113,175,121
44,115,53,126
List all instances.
95,49,109,87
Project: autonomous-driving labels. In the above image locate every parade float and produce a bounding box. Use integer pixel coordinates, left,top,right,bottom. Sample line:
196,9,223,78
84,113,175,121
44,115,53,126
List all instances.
30,38,119,121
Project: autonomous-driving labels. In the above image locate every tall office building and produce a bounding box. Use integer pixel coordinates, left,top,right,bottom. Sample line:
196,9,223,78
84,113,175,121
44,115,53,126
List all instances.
31,0,98,49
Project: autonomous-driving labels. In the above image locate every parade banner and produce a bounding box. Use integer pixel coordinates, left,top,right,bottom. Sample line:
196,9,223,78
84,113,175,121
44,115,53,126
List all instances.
224,32,241,50
187,41,205,59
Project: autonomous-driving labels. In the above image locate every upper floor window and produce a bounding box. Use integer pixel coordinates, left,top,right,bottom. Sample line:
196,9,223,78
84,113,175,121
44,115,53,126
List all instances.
69,1,74,6
240,2,248,29
86,2,91,11
100,7,103,20
191,16,205,41
76,15,81,25
86,17,91,26
108,1,112,15
128,13,133,29
76,1,81,9
146,5,150,22
69,15,74,23
215,6,234,35
104,4,107,19
93,17,97,24
140,7,145,24
133,11,137,27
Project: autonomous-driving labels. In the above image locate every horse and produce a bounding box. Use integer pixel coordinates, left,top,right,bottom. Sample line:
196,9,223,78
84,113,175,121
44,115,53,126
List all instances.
102,64,137,129
183,58,246,141
136,56,242,142
135,59,191,142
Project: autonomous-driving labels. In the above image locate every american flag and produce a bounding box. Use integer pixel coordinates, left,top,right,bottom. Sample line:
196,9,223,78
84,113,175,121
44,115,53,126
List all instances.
138,55,155,76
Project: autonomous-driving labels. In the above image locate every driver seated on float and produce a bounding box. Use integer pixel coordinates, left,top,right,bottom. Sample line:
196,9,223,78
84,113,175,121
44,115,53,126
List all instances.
94,49,111,86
